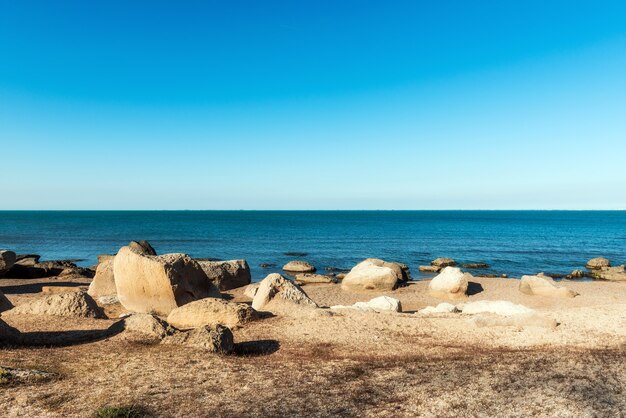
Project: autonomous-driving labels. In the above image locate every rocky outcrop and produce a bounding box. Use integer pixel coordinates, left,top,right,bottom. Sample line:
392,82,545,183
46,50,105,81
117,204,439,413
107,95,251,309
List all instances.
9,291,104,318
252,273,318,313
331,296,402,313
295,273,336,285
123,313,174,341
417,302,458,314
283,260,316,273
161,324,234,353
114,245,221,316
586,257,610,269
461,300,534,316
0,250,16,276
341,258,406,292
428,267,470,300
432,258,457,268
196,259,251,291
87,259,116,298
519,275,578,298
590,265,626,282
0,289,13,312
167,298,258,329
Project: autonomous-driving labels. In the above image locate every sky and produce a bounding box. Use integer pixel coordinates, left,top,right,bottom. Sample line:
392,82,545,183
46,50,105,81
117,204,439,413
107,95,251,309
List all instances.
1,1,625,210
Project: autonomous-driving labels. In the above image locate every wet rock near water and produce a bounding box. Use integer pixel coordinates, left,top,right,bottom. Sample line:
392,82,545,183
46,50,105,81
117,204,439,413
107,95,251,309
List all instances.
461,263,490,269
586,257,610,269
283,260,316,273
295,273,337,285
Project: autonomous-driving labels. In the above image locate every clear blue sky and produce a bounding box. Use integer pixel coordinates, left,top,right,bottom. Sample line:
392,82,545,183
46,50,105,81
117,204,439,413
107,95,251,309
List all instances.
1,1,625,209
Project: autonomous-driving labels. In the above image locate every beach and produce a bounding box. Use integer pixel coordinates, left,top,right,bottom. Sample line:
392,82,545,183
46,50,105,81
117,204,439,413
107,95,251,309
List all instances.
1,265,625,417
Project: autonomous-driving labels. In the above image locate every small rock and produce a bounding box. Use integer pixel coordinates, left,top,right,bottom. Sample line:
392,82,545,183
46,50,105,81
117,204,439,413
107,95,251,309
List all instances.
9,291,104,318
161,324,234,353
461,263,489,269
295,273,336,285
123,313,174,341
331,296,402,313
569,269,585,279
419,265,441,273
282,260,316,273
252,273,318,313
259,263,276,268
167,298,258,329
461,300,534,316
519,275,578,298
431,258,457,268
429,267,470,300
417,302,458,314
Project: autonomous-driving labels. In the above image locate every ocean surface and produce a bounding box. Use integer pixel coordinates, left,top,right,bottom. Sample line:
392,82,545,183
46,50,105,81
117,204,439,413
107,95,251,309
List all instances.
1,211,625,281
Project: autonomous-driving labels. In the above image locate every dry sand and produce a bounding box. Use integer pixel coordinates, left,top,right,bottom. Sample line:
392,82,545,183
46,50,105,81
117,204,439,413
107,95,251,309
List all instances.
1,275,625,417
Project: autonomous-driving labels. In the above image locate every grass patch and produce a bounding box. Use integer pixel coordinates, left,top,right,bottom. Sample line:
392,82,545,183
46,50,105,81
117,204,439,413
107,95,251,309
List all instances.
92,405,150,418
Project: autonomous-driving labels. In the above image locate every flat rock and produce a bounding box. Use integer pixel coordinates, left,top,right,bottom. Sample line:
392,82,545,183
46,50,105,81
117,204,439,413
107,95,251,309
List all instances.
419,265,441,273
519,275,578,298
167,298,258,329
9,291,104,318
461,300,534,316
295,273,336,285
283,260,316,273
590,265,626,281
252,273,318,313
114,244,221,316
196,259,251,291
331,296,402,313
417,302,458,314
429,267,470,300
161,324,234,353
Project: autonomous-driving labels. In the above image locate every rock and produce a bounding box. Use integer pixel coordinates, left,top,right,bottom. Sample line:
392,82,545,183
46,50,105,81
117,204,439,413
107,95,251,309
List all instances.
0,250,16,276
87,259,116,298
7,259,85,279
586,257,610,269
473,314,557,330
244,283,259,299
590,265,626,282
429,267,470,300
41,286,87,294
97,254,115,263
9,291,104,318
252,273,318,313
419,265,441,273
129,240,157,256
341,258,405,292
431,257,457,268
0,318,20,344
282,260,316,273
0,289,14,312
461,263,489,269
259,263,276,268
461,300,534,316
14,254,40,266
295,273,336,285
167,298,258,329
114,244,221,316
97,295,120,305
336,273,347,280
417,302,458,314
196,259,251,291
123,313,174,341
519,275,578,298
569,269,585,279
284,252,308,257
331,296,402,313
161,324,234,353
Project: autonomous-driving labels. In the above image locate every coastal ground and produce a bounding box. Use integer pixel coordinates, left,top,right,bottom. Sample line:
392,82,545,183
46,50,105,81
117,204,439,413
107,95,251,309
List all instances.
1,275,625,417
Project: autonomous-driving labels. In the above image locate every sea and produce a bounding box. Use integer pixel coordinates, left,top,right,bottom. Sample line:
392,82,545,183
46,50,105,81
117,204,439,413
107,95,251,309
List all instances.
1,211,624,281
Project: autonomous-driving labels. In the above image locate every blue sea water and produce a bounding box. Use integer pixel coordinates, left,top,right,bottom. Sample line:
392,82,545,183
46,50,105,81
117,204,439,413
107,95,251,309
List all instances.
0,211,625,281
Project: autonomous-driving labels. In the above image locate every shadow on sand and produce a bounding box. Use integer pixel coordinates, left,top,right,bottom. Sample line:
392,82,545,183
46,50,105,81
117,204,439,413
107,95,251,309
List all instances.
234,339,280,357
1,320,125,348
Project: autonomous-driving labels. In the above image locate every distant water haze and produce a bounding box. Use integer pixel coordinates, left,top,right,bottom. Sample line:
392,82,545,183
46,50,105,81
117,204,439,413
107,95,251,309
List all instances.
0,211,624,280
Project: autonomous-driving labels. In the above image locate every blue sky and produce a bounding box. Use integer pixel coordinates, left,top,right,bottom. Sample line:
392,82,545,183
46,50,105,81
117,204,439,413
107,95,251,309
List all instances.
1,1,625,209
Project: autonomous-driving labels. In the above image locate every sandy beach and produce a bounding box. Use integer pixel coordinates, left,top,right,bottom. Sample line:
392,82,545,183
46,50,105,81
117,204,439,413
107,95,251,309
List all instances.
1,270,624,417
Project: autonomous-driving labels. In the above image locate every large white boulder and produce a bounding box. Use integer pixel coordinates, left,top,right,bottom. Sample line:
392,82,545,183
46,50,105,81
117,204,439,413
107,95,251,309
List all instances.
429,267,470,300
341,258,405,292
252,273,317,313
196,259,251,291
167,298,258,329
519,275,578,298
331,296,402,313
114,245,221,316
461,300,534,316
